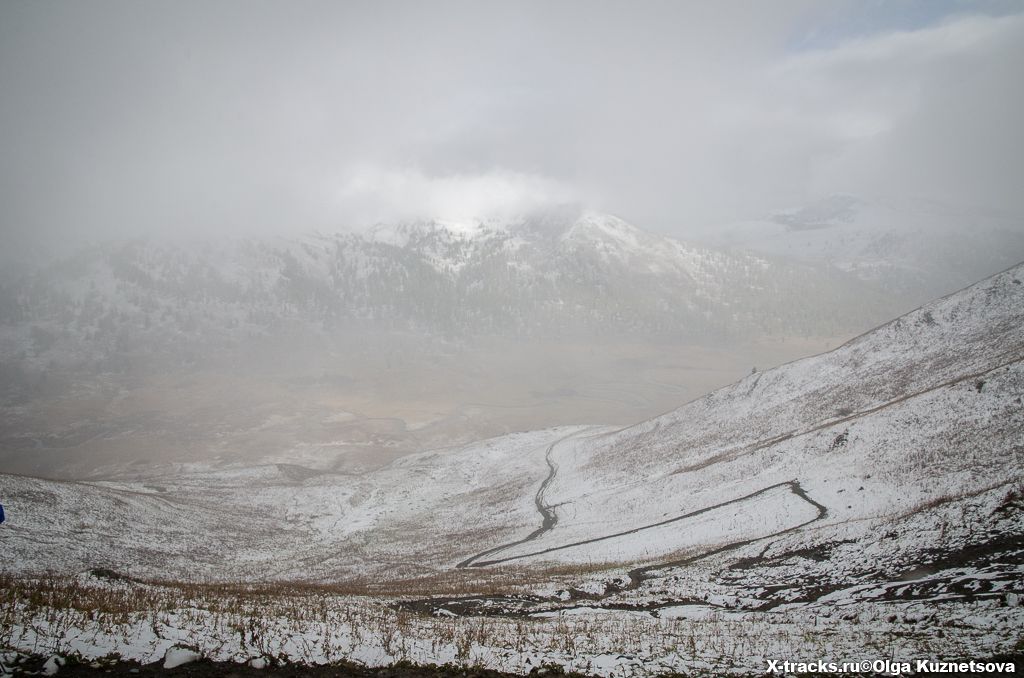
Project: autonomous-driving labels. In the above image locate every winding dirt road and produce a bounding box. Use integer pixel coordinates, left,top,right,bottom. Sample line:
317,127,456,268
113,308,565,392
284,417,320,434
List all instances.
401,474,827,617
400,350,1024,618
455,429,580,569
405,429,830,618
463,479,826,569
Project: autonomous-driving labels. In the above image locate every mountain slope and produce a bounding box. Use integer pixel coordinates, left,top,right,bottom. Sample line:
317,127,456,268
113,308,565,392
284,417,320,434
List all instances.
425,262,1024,583
1,264,1021,585
0,209,897,378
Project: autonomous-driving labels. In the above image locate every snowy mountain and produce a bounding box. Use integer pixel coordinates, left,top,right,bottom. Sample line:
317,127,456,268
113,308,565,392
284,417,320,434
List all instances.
3,212,1023,674
1,263,1022,674
699,194,1024,303
4,260,1021,578
0,209,896,378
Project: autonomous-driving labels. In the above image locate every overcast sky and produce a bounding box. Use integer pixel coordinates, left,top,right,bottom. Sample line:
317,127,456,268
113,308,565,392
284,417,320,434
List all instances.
1,0,1022,250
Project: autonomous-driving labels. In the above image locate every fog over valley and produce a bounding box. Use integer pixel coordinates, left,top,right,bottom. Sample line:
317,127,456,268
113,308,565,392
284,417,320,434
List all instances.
1,2,1023,676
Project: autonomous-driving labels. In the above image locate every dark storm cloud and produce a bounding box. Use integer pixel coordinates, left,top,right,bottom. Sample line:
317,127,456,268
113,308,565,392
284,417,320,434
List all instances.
1,0,1022,254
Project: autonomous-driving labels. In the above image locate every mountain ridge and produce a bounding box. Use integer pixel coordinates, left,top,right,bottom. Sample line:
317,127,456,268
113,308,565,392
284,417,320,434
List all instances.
0,209,896,376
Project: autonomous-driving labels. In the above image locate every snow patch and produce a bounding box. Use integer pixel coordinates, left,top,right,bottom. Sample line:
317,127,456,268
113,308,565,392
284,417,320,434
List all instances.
163,647,202,669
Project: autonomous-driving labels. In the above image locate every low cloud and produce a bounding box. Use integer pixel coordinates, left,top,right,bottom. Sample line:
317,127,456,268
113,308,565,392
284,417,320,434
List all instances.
789,12,1024,212
0,1,1021,255
331,167,583,227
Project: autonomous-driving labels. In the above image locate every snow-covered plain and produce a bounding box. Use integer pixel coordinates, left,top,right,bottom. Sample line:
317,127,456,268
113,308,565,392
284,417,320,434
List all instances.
2,264,1023,675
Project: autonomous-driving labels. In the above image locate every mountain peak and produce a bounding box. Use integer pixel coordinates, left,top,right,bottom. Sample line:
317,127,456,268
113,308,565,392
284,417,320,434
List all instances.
565,211,643,242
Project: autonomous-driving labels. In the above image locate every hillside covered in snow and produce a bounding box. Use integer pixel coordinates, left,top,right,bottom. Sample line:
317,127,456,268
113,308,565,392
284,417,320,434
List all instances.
1,261,1021,675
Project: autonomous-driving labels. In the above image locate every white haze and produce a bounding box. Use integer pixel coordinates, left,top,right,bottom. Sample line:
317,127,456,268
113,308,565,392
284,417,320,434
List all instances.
1,1,1023,254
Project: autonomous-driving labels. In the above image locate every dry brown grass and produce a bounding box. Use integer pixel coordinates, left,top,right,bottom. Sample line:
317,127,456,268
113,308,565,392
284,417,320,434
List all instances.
0,558,625,626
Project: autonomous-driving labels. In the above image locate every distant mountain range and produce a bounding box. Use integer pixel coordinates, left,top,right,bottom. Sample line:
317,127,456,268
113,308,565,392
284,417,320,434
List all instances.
694,194,1024,301
1,206,943,377
1,198,1021,387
